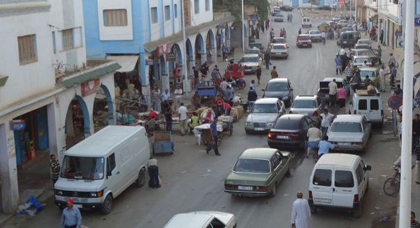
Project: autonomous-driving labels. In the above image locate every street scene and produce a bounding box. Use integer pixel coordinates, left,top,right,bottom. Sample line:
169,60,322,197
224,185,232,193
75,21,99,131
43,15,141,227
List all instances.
0,0,419,228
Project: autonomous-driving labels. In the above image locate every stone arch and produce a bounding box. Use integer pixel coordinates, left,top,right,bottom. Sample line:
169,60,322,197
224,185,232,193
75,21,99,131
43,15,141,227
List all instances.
195,33,206,66
206,29,216,64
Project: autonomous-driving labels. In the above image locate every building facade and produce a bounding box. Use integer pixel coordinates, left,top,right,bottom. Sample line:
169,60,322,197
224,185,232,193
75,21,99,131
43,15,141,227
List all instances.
0,0,117,213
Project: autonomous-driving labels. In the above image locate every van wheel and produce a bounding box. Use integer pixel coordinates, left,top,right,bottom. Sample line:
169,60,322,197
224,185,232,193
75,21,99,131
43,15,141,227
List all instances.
269,185,277,197
135,169,146,188
310,206,317,214
100,195,113,215
353,204,362,218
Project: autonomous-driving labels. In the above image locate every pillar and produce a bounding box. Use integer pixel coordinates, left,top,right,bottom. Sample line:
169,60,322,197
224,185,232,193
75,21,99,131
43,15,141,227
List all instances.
47,103,58,156
0,122,19,213
140,52,151,106
211,47,217,65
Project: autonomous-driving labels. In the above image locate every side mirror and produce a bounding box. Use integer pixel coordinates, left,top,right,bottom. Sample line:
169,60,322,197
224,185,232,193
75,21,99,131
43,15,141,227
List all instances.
364,165,372,171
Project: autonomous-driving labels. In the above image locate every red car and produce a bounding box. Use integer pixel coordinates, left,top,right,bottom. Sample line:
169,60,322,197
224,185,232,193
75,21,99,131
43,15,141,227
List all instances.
296,34,312,48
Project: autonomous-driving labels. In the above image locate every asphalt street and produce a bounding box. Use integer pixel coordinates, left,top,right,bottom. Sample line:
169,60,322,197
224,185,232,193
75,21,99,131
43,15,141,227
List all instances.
4,10,401,228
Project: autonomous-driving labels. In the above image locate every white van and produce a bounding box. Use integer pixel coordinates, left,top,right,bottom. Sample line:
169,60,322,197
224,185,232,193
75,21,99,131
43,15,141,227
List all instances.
301,17,312,28
308,153,371,217
54,126,150,214
349,89,384,126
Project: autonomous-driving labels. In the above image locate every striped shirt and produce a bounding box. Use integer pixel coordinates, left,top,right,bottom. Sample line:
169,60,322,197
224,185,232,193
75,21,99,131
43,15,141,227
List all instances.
50,160,60,180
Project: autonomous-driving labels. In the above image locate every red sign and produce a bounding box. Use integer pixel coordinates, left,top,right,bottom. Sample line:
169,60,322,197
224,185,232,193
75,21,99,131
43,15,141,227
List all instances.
81,78,100,97
157,43,173,56
388,95,403,110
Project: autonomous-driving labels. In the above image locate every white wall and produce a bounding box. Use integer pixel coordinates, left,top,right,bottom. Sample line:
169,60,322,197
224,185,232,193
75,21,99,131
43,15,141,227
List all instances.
150,0,160,41
0,12,55,110
190,0,213,26
163,0,172,37
97,0,134,41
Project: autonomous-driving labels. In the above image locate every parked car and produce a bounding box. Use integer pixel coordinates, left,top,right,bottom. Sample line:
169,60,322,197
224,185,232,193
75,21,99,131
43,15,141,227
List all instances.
267,114,314,150
327,115,372,152
356,39,372,46
262,78,294,106
245,98,285,134
271,36,287,45
309,153,371,217
354,43,371,50
163,211,236,228
353,49,380,65
308,30,322,42
296,34,312,48
281,5,293,11
289,95,320,121
337,20,349,28
224,148,291,197
274,14,284,22
359,67,380,88
245,48,262,58
352,56,373,67
238,54,262,74
337,31,357,48
332,16,343,22
302,17,312,28
317,77,350,103
270,43,289,59
349,89,384,126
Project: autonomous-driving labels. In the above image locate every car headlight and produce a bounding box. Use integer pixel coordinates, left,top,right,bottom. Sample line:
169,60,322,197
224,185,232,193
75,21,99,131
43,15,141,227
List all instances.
246,122,253,126
90,190,104,198
282,96,289,101
267,122,275,128
55,190,64,196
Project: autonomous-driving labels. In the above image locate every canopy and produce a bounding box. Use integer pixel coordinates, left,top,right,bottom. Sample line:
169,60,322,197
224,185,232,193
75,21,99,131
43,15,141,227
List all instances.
107,55,139,73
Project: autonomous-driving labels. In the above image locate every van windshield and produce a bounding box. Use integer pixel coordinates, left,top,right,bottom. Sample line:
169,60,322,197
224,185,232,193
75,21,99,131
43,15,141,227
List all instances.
61,156,105,180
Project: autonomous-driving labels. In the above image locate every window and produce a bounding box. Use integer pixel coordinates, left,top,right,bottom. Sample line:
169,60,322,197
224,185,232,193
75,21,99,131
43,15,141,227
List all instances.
271,152,282,170
103,9,128,27
205,0,210,11
164,5,170,21
151,7,158,24
313,169,332,186
52,31,56,54
174,4,178,18
18,35,37,65
334,170,354,188
356,164,364,185
62,29,74,50
194,0,199,14
358,99,367,110
107,154,116,174
233,159,270,173
370,99,379,110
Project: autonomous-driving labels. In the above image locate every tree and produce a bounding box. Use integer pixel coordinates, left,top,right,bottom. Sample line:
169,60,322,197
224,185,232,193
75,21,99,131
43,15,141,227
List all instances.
213,0,270,20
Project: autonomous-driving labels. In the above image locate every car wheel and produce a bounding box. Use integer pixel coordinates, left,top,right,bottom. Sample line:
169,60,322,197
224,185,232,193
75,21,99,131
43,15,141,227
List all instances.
310,206,317,214
101,194,113,215
269,184,277,197
135,168,146,187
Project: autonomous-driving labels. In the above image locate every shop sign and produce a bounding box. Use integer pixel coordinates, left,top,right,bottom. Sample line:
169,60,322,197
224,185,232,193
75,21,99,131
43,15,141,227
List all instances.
166,53,176,62
146,59,154,65
9,120,26,131
81,78,100,97
157,43,173,56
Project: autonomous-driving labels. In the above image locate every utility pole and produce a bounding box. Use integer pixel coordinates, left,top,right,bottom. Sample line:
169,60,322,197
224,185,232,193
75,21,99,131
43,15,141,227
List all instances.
181,0,190,93
242,0,245,52
400,0,415,226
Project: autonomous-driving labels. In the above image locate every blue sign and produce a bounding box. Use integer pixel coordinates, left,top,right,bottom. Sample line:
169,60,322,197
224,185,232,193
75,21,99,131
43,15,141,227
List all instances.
250,16,257,25
416,17,420,27
395,31,402,37
388,95,403,110
9,120,26,131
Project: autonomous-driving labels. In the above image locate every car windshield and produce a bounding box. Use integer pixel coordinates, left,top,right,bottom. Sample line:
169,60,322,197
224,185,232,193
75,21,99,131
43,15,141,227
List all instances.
246,49,259,54
60,156,105,180
266,82,288,91
310,31,320,34
251,103,278,113
293,100,316,108
242,56,259,62
360,70,375,78
233,159,270,173
273,45,286,50
298,36,310,40
331,122,362,133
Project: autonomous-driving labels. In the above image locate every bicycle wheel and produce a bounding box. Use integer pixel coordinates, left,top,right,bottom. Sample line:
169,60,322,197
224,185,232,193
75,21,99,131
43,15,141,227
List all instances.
383,177,400,196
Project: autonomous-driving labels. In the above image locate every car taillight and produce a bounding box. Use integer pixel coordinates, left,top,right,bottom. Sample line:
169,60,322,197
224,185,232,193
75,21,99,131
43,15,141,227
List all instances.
257,186,268,190
268,133,274,139
289,111,293,114
312,111,318,117
224,184,234,189
309,191,313,199
353,194,359,203
290,134,299,139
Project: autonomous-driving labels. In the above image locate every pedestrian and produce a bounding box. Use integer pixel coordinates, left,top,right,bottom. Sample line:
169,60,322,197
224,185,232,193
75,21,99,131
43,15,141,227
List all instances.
320,109,334,137
247,87,258,110
344,62,353,82
291,192,311,228
191,91,201,109
317,135,334,160
388,53,396,68
60,198,82,228
189,112,200,133
256,65,262,84
211,65,221,81
152,86,162,112
50,154,60,186
271,66,279,79
351,68,362,92
161,88,170,103
363,76,372,88
337,84,347,113
393,84,403,96
147,157,160,188
390,65,397,88
306,123,321,160
298,28,301,35
222,45,228,60
264,50,271,69
174,86,183,109
412,211,420,228
379,64,387,92
370,26,376,40
261,23,265,33
377,45,382,64
380,30,384,44
335,55,342,75
328,79,338,107
250,79,257,91
206,118,221,156
220,78,229,91
178,102,188,136
164,108,173,132
193,66,199,88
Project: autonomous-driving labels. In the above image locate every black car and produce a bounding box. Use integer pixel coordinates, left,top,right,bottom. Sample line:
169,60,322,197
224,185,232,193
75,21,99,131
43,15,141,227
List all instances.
267,114,314,150
262,78,294,107
280,6,293,11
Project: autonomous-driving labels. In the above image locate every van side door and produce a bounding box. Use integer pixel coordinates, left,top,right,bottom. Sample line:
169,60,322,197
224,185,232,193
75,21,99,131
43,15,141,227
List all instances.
311,169,334,206
332,168,356,208
106,153,121,196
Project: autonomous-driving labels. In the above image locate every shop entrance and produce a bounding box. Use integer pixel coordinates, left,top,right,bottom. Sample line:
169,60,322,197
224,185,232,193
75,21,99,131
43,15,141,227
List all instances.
93,85,114,132
168,44,183,91
65,96,90,149
195,34,205,67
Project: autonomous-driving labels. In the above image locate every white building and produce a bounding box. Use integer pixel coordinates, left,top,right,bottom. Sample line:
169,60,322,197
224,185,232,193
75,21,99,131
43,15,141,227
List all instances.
0,0,118,213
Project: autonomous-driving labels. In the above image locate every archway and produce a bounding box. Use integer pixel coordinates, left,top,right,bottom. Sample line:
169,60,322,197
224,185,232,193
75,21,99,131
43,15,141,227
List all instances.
186,38,194,86
168,44,183,90
93,85,114,132
225,24,231,47
230,21,245,49
206,30,215,64
65,95,90,148
195,33,205,66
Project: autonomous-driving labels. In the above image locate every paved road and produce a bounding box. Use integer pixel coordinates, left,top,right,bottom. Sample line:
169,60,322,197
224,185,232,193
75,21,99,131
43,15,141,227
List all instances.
4,10,400,228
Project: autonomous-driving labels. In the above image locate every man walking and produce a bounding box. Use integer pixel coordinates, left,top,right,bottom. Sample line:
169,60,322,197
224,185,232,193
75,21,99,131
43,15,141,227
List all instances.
178,102,188,136
256,65,262,84
206,119,221,156
320,109,334,137
50,154,60,185
291,192,311,228
60,198,82,228
328,79,338,107
264,50,271,70
306,124,321,159
271,66,279,79
379,64,388,92
317,136,335,160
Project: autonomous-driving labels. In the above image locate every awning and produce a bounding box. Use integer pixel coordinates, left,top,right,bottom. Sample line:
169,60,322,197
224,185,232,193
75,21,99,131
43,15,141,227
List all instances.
107,55,139,72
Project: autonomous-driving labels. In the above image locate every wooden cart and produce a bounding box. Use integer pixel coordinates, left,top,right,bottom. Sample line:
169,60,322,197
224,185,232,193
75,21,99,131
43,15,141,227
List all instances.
152,131,174,155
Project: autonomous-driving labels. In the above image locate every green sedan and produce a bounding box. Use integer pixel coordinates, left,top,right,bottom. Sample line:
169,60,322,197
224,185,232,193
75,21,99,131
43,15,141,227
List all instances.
224,148,292,197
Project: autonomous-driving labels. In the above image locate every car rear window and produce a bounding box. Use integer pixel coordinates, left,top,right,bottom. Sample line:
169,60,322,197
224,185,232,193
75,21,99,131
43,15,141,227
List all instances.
313,169,332,186
233,159,270,173
292,100,316,108
334,170,354,188
360,70,375,78
298,36,310,40
266,82,288,91
273,45,286,50
331,122,362,133
274,117,300,130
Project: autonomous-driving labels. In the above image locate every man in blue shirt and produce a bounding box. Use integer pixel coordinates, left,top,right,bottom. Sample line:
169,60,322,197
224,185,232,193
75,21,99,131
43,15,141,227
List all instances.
60,198,82,228
206,119,221,156
317,136,334,161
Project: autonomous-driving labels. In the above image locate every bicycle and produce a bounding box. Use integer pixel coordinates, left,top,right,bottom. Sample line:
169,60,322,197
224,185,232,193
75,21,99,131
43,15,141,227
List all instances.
383,166,400,196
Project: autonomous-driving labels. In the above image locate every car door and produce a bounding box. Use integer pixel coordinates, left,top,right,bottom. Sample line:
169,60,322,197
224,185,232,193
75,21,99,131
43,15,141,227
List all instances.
271,152,283,182
356,162,367,201
311,169,334,206
106,153,121,196
332,168,356,208
369,98,381,122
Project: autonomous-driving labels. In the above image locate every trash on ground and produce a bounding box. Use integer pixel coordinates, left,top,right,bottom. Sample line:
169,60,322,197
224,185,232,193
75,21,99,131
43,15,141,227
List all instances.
15,196,43,216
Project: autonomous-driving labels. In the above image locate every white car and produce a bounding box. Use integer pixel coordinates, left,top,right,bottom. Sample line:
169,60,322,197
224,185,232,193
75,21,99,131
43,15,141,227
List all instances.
245,98,286,134
327,115,372,152
270,43,289,59
289,95,320,119
238,54,262,73
352,56,373,67
356,39,372,46
308,30,322,42
337,20,349,27
163,211,236,228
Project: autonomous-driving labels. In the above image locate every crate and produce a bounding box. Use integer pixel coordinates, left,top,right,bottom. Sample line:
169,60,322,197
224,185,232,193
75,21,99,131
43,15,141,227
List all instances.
154,131,171,141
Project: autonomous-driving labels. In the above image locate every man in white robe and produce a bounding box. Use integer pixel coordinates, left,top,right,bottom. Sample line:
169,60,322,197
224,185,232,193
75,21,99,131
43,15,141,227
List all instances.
291,192,311,228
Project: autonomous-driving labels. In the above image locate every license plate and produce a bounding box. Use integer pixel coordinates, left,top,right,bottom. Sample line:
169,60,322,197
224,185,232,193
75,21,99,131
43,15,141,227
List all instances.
314,198,332,204
238,186,253,191
338,142,351,146
74,204,83,208
255,128,265,131
343,41,348,43
302,44,307,46
277,135,289,139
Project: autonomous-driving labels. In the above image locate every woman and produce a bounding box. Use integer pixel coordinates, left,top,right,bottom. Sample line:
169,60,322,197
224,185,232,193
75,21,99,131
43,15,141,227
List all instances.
337,84,347,113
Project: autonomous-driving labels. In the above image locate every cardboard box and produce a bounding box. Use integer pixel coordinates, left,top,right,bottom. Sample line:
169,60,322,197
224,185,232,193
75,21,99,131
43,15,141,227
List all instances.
236,105,244,119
